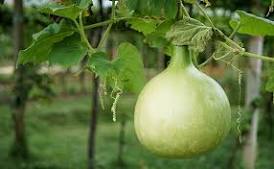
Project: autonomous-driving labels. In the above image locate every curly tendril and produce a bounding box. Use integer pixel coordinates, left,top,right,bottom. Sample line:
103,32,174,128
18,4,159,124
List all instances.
220,59,243,143
110,79,123,122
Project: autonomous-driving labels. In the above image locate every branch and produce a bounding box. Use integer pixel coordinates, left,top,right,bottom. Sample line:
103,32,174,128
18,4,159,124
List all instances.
97,0,116,49
241,52,274,62
229,22,241,39
74,13,95,54
84,17,130,30
195,2,215,28
181,1,190,17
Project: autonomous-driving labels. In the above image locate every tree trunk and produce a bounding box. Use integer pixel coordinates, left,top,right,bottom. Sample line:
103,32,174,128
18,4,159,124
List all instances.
10,0,30,159
117,119,126,169
265,93,273,140
87,0,104,168
243,36,263,169
88,75,99,169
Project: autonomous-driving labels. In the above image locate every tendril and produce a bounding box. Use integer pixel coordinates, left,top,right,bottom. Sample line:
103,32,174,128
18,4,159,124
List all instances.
111,78,123,122
220,59,243,143
99,80,107,110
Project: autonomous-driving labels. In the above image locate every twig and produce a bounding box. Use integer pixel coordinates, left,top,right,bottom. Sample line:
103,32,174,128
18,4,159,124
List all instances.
229,22,241,39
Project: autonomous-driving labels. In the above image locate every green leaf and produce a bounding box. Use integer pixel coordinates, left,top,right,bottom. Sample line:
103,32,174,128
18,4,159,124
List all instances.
40,3,82,20
113,42,145,93
125,0,177,19
166,17,213,52
40,0,92,20
230,10,274,36
127,18,158,35
87,43,145,94
145,20,174,48
49,34,88,67
116,0,134,17
19,21,75,64
88,52,114,79
77,0,93,9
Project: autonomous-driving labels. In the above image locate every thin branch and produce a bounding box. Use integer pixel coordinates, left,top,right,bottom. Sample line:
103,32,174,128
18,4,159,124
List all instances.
181,1,190,17
74,14,95,54
98,23,113,49
195,2,215,28
229,22,241,39
198,56,213,68
97,0,116,49
241,52,274,62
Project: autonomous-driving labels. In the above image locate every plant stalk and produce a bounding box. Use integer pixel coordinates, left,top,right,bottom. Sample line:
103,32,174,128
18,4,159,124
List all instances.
241,52,274,62
84,17,129,30
74,14,95,54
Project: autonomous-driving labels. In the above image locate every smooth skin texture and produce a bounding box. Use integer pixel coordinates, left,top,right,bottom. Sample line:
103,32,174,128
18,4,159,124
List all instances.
134,46,231,158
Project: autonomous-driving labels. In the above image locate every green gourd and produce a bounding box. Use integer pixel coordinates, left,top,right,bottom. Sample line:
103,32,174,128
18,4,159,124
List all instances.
134,46,231,158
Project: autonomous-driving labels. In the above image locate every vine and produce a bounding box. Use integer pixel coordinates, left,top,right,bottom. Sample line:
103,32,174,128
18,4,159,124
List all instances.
17,0,274,124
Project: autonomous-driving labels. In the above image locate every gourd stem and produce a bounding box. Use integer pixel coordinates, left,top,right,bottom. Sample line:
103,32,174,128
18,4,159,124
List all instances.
169,46,192,69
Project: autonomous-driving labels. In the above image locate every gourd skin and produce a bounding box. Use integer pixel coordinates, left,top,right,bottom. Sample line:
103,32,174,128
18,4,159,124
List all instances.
134,47,231,158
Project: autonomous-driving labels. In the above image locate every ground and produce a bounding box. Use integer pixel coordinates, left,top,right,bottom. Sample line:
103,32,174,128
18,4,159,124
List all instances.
0,95,273,169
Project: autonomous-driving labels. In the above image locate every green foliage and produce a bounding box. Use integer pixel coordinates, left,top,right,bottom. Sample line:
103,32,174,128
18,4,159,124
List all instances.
49,34,88,67
166,17,213,53
145,20,174,48
40,0,92,20
127,18,158,35
88,42,145,94
116,0,134,17
124,0,178,19
89,51,113,79
230,10,274,36
113,43,145,93
19,21,75,64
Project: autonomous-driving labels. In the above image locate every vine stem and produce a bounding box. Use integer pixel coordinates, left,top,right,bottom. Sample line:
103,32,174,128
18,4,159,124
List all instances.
97,0,116,49
180,1,190,17
84,17,129,30
195,2,243,50
74,13,95,54
229,22,241,39
198,56,213,68
195,2,215,28
195,2,274,63
241,52,274,62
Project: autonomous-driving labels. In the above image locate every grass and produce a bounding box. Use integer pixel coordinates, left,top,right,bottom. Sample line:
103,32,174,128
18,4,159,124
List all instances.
0,95,273,169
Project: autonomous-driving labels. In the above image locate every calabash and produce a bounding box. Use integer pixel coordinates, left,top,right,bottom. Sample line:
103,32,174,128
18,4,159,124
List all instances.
134,46,231,158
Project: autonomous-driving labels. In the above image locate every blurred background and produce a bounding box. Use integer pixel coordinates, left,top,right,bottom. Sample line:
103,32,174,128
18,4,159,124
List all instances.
0,0,274,169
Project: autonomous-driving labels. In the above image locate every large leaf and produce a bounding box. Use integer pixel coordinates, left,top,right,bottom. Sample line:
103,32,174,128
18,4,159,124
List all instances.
77,0,93,9
166,17,213,52
230,10,274,36
113,43,145,93
19,21,75,64
88,43,145,94
127,18,158,35
145,20,174,48
49,34,88,67
89,52,114,79
40,0,92,20
124,0,177,19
